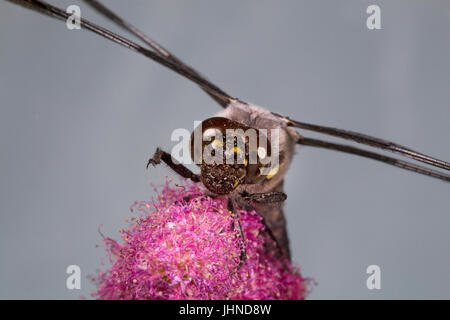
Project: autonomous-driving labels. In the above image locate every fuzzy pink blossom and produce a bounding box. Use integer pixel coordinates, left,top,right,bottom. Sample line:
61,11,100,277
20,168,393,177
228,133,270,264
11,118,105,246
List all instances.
93,181,306,300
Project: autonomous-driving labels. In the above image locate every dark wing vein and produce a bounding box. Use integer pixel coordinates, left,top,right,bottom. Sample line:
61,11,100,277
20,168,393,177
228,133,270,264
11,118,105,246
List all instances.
6,0,235,107
6,0,450,183
273,112,450,171
298,136,450,182
83,0,232,108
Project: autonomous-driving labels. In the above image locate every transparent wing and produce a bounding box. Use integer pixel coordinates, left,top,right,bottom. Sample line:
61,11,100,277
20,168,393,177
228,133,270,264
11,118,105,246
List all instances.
272,112,450,172
6,0,234,107
83,0,232,108
297,136,450,182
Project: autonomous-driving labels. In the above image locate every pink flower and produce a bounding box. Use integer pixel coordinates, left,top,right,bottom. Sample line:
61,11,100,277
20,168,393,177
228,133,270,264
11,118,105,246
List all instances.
93,181,306,300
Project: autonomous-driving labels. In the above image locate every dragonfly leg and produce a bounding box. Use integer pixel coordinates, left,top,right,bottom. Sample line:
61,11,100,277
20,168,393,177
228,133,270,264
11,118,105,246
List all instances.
228,197,247,271
147,147,200,182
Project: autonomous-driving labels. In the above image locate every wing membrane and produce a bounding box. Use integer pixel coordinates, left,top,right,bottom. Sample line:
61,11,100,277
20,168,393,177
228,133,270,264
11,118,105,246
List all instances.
6,0,234,107
83,0,231,107
298,136,450,182
274,112,450,171
7,0,450,183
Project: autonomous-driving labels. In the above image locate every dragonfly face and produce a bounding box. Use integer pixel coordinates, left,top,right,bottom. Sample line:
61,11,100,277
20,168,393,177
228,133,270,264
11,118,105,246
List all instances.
190,116,278,195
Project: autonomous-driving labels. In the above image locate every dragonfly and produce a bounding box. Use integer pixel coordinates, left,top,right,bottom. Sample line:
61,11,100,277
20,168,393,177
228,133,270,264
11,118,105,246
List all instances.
4,0,449,266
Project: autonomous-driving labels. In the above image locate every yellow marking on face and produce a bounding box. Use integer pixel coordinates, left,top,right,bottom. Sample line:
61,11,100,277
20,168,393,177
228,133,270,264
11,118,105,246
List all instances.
212,139,223,147
266,165,280,179
233,146,242,154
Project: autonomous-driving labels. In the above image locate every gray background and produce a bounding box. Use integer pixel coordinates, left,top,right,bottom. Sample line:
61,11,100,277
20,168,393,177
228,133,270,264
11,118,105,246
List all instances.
0,0,449,299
